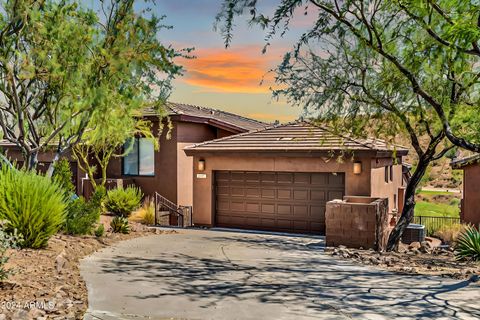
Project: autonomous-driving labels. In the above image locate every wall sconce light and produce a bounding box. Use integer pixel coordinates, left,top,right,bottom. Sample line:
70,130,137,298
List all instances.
353,161,362,175
198,159,205,171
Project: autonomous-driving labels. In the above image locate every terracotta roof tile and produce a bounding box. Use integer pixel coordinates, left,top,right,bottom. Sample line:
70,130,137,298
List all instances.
184,121,409,154
143,102,268,132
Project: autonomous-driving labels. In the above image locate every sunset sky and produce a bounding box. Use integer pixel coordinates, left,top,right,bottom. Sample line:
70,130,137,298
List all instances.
153,1,312,123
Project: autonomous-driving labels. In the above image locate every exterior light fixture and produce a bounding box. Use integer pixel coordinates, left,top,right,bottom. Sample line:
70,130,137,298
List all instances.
353,161,362,175
198,159,206,171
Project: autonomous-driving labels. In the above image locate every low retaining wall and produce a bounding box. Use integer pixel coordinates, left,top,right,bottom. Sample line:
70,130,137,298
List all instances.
325,196,390,250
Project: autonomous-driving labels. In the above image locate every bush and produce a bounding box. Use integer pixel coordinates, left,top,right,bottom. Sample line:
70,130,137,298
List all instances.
434,223,467,244
0,167,66,248
110,216,130,234
90,186,107,211
0,222,21,280
52,158,75,195
94,224,105,238
130,196,155,225
63,197,100,235
455,226,480,261
105,186,142,217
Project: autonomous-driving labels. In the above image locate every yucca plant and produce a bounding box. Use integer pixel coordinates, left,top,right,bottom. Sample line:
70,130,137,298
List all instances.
455,226,480,261
0,167,67,248
105,186,143,217
110,216,130,234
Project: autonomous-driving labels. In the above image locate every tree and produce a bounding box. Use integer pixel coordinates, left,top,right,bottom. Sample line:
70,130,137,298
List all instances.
0,0,186,173
216,0,480,250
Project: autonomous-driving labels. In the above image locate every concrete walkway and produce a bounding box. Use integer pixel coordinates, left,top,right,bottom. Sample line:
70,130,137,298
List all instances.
81,229,479,320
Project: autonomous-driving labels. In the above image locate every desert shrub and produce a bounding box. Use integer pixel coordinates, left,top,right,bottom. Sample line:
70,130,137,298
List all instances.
63,197,100,235
94,224,105,238
110,216,130,234
90,186,107,211
0,167,66,248
105,186,143,217
52,158,75,195
455,226,480,261
435,223,467,244
130,196,155,225
0,222,21,281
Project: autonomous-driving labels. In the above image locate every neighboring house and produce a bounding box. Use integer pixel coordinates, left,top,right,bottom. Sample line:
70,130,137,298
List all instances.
184,121,408,234
451,154,480,228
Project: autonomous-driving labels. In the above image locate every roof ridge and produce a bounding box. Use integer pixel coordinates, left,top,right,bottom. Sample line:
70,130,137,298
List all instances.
168,102,268,126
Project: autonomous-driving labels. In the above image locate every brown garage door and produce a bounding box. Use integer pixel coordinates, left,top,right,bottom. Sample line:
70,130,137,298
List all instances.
215,171,345,234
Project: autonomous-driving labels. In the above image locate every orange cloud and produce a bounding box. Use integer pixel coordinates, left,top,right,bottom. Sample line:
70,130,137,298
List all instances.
178,46,279,93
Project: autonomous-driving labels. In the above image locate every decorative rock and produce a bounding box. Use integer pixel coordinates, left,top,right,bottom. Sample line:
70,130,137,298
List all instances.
11,309,28,320
408,242,421,250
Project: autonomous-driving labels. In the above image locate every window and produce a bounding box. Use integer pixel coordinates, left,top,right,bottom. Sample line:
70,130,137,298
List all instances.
384,166,389,183
123,138,155,176
389,165,394,182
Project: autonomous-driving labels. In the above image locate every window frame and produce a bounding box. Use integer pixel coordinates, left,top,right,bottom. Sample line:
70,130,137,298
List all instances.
122,137,155,177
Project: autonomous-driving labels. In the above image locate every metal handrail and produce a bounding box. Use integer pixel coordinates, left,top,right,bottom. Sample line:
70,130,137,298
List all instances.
154,192,185,227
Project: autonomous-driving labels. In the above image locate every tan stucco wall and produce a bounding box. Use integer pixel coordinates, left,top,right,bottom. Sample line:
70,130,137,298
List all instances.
191,155,374,226
370,157,403,212
463,164,480,227
106,120,221,204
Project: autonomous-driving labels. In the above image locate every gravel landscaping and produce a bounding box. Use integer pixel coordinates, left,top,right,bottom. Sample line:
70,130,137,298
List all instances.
327,241,480,280
0,219,172,320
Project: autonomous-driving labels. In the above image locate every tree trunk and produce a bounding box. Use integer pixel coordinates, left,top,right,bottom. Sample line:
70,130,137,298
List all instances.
27,151,38,171
45,150,64,178
386,158,430,251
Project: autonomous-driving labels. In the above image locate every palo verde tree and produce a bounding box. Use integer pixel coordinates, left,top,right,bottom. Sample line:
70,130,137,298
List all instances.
216,0,480,250
0,0,186,173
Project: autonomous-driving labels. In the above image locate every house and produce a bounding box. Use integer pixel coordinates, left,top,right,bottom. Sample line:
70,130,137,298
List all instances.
184,121,408,234
0,103,267,207
102,103,267,207
451,154,480,227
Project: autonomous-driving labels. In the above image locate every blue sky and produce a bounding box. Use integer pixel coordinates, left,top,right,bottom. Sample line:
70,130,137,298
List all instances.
153,0,310,122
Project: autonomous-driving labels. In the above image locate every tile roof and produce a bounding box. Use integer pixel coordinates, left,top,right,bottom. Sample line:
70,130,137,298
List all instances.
451,154,480,169
184,121,409,155
143,102,268,132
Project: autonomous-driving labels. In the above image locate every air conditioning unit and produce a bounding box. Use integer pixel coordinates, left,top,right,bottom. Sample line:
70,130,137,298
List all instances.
402,223,426,244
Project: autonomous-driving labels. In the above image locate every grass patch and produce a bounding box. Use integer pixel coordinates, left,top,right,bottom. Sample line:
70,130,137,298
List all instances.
418,190,458,196
415,201,460,218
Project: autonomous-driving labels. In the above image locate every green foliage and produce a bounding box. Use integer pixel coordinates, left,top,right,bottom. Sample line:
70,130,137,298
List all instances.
455,226,480,261
90,186,107,211
105,187,143,217
0,0,189,170
63,197,100,235
94,224,105,238
0,167,66,249
52,158,75,195
0,222,21,281
110,217,130,234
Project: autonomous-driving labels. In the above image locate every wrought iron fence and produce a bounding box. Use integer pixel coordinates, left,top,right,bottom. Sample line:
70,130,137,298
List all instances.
413,215,461,236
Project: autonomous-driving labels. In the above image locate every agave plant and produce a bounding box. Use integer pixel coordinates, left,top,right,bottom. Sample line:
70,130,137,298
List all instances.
110,216,130,234
455,226,480,261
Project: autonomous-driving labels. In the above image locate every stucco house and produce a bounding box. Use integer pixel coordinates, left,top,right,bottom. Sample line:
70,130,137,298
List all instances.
184,121,408,234
451,154,480,227
0,104,408,235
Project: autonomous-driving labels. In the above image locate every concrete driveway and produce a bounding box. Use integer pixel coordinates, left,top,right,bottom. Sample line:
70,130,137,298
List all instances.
81,229,479,320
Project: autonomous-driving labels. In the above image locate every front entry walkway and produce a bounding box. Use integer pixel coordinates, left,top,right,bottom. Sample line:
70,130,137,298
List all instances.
81,229,479,320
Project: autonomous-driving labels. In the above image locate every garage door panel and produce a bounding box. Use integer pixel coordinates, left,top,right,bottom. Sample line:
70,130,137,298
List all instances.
261,189,275,198
215,171,345,234
293,190,308,200
277,189,292,199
